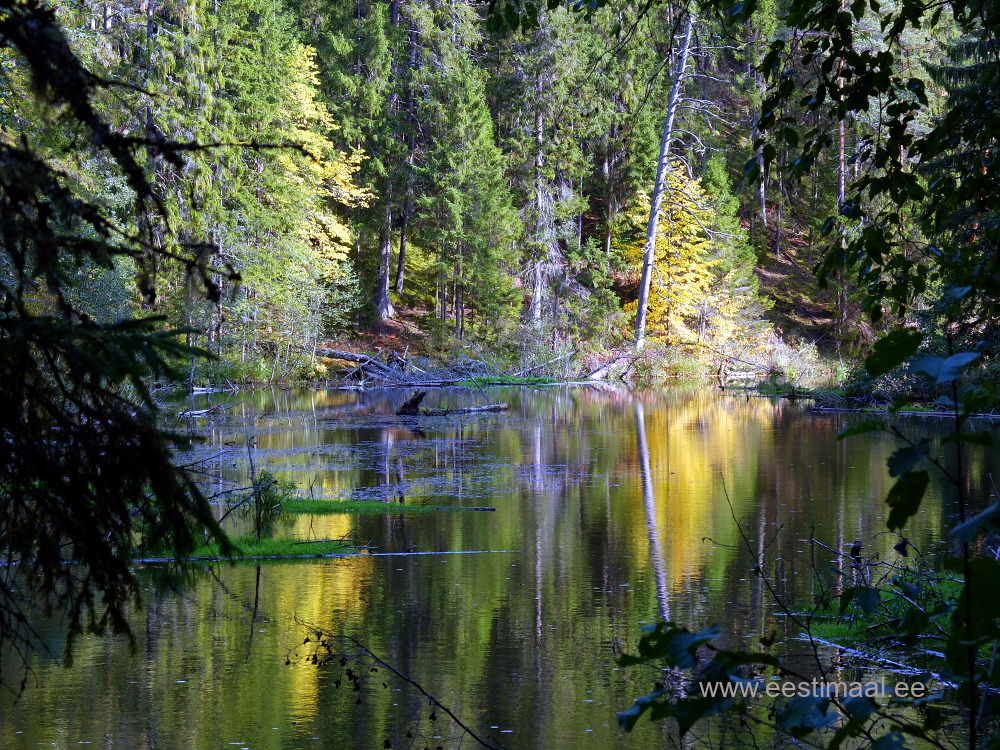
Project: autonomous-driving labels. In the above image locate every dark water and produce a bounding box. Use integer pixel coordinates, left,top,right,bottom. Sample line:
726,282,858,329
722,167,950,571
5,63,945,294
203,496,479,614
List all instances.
0,386,989,749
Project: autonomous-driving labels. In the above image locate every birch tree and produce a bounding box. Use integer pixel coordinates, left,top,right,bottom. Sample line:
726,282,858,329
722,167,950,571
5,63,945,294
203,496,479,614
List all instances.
634,8,695,349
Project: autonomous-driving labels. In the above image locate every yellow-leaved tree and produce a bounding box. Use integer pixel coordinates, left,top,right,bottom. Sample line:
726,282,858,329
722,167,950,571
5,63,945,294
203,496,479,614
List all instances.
229,42,371,367
280,44,370,282
619,167,772,368
621,172,716,348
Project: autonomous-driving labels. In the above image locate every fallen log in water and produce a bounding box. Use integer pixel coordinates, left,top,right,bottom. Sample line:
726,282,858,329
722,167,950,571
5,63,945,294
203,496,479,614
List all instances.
418,404,508,416
315,346,546,388
396,390,427,415
396,390,507,416
177,400,244,417
584,354,633,381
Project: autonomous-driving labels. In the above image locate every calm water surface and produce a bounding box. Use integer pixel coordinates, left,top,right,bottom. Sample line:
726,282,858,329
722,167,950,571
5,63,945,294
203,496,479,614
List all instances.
1,386,988,749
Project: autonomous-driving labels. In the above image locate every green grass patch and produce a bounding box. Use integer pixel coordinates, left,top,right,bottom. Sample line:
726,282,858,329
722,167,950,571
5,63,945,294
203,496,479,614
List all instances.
807,616,872,645
755,382,814,398
284,498,494,514
192,535,352,559
803,572,964,654
455,375,556,387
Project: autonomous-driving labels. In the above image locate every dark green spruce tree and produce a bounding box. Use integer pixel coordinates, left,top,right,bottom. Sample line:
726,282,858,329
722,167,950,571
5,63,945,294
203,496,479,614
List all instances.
0,0,232,684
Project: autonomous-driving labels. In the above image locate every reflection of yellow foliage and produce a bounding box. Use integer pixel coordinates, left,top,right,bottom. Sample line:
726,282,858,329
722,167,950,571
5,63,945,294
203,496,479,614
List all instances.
630,395,754,592
273,555,374,719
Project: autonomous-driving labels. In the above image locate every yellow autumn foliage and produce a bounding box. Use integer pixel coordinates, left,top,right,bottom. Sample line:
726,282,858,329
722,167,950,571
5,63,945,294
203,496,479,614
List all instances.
279,44,370,281
617,170,773,367
621,172,716,348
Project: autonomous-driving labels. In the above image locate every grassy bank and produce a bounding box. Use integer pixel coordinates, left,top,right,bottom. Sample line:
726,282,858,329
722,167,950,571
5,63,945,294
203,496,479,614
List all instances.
283,499,495,514
190,535,352,560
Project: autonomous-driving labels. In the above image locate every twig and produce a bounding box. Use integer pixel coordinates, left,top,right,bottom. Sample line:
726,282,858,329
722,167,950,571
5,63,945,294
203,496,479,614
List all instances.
314,632,503,750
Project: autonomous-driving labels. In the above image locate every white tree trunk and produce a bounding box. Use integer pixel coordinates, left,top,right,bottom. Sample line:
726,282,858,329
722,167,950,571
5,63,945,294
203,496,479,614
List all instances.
635,11,695,350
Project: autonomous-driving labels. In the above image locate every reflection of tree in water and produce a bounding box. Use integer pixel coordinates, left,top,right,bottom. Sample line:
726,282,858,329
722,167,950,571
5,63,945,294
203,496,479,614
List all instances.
635,402,670,622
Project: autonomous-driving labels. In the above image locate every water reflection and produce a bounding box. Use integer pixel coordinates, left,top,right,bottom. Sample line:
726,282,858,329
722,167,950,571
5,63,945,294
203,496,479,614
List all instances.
0,386,982,749
636,401,669,622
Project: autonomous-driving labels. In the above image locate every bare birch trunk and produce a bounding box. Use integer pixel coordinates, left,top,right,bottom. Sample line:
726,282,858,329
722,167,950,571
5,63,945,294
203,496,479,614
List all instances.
635,11,695,350
374,203,395,321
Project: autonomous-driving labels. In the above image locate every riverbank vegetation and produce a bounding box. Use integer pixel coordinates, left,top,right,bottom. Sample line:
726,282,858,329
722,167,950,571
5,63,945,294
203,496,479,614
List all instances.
1,0,895,391
188,535,352,561
11,0,997,390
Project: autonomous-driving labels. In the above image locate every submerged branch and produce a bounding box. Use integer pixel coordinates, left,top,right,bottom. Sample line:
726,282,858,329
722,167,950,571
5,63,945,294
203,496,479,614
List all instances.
294,626,504,750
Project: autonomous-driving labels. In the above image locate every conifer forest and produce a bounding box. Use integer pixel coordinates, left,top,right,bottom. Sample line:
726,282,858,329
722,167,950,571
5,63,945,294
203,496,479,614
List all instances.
4,0,1000,747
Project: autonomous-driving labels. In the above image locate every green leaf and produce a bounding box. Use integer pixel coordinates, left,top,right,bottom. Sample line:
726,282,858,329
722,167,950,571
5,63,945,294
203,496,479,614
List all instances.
922,705,945,730
946,285,973,301
777,696,839,736
949,500,1000,542
828,706,873,750
838,419,885,439
958,385,993,415
503,5,519,31
841,586,882,614
897,606,930,647
857,586,881,613
887,441,929,477
665,695,730,736
865,329,923,377
909,352,980,383
840,201,862,218
618,623,720,669
839,587,856,615
617,686,667,731
872,730,906,749
933,395,958,409
905,77,927,105
842,695,877,719
886,471,929,531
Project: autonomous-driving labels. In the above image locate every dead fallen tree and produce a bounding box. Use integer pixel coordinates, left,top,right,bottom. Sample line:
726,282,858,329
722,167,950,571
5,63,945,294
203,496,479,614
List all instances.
315,348,395,380
317,346,549,388
584,354,635,381
396,391,507,416
420,404,508,416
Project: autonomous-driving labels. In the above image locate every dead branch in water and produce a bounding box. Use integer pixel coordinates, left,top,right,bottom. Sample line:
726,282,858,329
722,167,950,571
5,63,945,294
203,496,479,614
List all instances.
396,390,507,416
396,390,427,415
293,626,504,750
420,404,508,416
177,400,244,417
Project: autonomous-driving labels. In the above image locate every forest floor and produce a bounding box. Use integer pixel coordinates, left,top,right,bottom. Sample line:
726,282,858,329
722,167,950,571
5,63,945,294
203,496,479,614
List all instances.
755,235,843,353
324,304,429,358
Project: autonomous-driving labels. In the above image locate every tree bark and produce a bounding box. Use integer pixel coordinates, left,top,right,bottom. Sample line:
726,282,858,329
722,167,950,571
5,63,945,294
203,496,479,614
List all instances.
530,94,545,326
395,207,408,295
394,24,417,296
635,11,695,350
374,203,395,320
